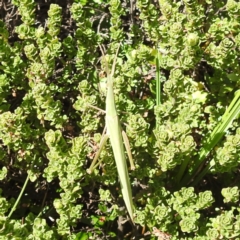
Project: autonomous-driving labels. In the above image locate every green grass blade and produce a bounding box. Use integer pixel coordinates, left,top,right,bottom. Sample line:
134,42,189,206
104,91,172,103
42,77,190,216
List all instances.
181,90,240,185
156,46,161,106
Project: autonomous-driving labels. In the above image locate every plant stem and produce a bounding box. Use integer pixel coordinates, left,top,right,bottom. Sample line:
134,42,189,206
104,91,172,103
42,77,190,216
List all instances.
7,174,30,219
156,47,161,106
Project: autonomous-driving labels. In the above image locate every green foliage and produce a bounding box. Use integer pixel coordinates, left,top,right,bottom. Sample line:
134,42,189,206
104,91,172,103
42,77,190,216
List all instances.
206,208,240,239
211,127,240,173
221,186,240,204
0,0,239,239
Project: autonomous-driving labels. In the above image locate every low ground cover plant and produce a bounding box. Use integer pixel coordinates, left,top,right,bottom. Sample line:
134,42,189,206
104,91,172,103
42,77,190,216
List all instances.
0,0,240,239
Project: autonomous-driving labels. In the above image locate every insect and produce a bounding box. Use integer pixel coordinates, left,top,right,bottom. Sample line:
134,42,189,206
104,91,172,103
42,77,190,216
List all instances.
87,44,135,223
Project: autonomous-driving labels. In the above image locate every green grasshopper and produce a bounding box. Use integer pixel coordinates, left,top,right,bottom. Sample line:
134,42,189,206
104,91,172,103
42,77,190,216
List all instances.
87,44,135,223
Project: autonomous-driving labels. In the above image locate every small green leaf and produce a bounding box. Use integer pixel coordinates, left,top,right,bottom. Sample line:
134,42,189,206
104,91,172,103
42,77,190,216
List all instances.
0,167,7,180
75,232,89,240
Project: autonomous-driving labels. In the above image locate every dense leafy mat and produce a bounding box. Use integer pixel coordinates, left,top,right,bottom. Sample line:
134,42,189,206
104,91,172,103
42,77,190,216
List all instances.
0,0,240,239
